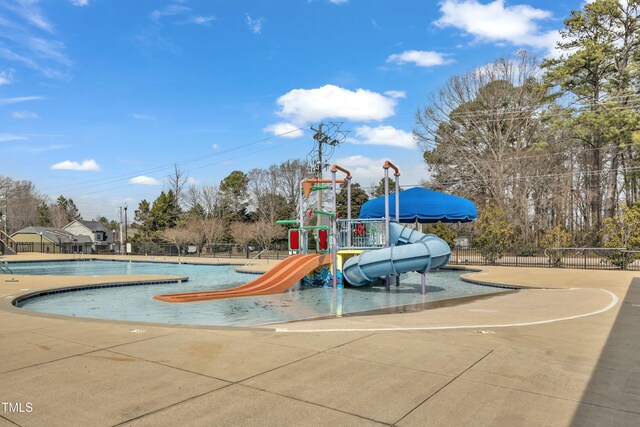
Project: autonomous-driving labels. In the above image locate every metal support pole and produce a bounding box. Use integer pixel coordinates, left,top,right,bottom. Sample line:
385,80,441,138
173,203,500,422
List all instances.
421,272,426,295
346,177,352,248
331,170,338,289
395,174,400,222
384,166,390,291
395,174,400,287
384,168,390,247
299,180,305,254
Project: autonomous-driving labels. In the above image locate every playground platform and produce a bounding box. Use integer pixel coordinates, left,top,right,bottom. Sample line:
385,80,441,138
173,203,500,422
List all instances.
0,253,638,426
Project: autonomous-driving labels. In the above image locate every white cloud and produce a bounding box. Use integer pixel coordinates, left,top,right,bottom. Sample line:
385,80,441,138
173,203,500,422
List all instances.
0,0,54,33
12,110,40,119
263,122,304,138
0,96,45,106
129,175,161,185
0,133,27,143
334,155,395,181
349,125,417,149
246,14,264,34
274,84,399,124
211,143,220,150
151,4,191,22
435,0,557,51
0,70,14,85
335,155,431,187
186,176,200,185
131,113,156,120
51,159,101,171
70,0,90,6
190,15,215,26
387,50,453,67
149,3,215,27
330,0,349,4
0,1,71,78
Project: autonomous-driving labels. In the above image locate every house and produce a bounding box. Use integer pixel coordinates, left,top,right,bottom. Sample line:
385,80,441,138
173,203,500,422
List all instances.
63,220,115,253
11,227,92,254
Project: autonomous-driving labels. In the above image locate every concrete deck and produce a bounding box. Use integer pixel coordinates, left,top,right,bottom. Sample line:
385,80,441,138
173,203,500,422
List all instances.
0,254,638,426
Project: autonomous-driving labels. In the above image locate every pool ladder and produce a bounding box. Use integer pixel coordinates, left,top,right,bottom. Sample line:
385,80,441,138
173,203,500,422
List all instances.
244,249,267,266
0,262,13,274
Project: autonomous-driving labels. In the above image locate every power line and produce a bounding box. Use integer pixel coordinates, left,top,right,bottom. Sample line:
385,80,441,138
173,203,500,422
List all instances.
35,127,305,195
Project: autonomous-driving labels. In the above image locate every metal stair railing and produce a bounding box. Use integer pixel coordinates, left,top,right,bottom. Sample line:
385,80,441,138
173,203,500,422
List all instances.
0,230,18,255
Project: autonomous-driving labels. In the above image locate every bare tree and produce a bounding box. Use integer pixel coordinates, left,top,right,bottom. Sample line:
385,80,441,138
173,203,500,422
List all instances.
276,159,309,218
0,176,47,233
167,164,189,208
200,217,225,251
414,53,567,244
161,226,200,256
248,167,290,223
183,184,202,214
230,221,253,249
201,185,220,218
250,220,285,251
49,205,69,228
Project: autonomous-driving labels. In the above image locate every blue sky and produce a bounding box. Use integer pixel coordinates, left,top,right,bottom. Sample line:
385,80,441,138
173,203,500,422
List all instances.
1,0,582,220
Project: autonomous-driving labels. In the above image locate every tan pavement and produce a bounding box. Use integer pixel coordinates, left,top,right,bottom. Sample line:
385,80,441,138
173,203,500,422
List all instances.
0,253,638,426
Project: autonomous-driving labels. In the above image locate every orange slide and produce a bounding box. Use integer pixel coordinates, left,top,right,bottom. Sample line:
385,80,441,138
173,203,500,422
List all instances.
154,253,331,303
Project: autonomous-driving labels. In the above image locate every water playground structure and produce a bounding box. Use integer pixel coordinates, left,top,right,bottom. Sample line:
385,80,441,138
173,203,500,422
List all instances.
155,161,477,303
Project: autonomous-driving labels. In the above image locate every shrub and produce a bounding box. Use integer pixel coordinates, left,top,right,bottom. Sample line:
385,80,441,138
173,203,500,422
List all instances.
601,203,640,269
474,206,513,264
423,222,457,248
540,225,572,267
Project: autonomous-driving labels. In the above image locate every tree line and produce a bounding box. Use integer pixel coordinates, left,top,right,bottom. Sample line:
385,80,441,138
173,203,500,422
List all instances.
130,161,388,253
0,176,82,233
415,0,640,248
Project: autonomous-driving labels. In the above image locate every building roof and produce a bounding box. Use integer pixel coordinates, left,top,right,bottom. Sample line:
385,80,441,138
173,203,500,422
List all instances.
74,220,110,233
12,227,93,244
63,219,114,243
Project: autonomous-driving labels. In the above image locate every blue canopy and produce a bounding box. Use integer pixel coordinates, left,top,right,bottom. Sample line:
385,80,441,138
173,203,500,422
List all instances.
359,187,477,223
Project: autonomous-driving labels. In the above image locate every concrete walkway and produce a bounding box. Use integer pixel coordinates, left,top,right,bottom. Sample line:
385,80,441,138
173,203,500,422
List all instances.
0,254,638,426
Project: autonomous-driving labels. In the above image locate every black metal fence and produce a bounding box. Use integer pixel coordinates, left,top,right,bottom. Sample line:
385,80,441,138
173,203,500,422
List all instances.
123,242,295,260
16,241,93,254
12,240,640,271
448,246,640,271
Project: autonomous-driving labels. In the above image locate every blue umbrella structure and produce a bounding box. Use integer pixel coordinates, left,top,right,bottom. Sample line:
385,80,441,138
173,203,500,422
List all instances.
359,187,477,223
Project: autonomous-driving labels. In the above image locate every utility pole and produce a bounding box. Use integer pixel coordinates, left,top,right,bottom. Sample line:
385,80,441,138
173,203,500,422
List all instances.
2,190,7,236
124,203,128,254
118,207,124,255
309,122,349,225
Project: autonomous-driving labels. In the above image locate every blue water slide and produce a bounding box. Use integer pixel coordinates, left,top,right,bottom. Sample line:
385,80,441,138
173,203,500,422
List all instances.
342,223,451,287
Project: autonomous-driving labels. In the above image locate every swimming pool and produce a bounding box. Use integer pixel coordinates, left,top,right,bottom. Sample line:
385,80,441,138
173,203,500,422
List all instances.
11,260,510,327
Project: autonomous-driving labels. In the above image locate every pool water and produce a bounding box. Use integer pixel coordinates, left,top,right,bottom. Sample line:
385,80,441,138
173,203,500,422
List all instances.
12,260,509,327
